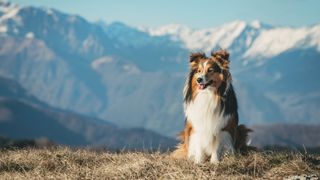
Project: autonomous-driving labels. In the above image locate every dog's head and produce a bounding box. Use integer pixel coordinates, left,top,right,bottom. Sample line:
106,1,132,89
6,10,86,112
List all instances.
188,50,232,95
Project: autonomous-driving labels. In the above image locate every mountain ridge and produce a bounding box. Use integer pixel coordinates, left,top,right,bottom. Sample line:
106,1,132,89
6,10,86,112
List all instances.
139,20,320,62
0,2,319,139
0,76,177,150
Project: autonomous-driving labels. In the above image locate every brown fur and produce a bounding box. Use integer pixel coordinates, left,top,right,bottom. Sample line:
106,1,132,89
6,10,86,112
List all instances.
172,49,252,160
171,121,193,159
190,58,225,99
191,74,199,100
211,49,230,69
189,52,206,62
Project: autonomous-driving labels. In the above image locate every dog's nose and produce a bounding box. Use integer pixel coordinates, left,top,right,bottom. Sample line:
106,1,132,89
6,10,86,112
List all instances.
197,77,203,83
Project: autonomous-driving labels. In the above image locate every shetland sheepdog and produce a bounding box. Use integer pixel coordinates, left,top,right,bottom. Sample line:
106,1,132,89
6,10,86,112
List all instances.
172,50,251,163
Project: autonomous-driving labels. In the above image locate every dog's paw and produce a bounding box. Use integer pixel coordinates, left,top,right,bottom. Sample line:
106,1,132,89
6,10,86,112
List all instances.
210,153,221,164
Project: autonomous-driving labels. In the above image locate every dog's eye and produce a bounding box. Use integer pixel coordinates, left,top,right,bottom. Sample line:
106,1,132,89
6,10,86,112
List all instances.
211,63,221,73
208,67,214,73
197,69,201,73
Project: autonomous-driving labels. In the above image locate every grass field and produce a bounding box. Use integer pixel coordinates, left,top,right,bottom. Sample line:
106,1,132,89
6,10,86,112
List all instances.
0,147,319,179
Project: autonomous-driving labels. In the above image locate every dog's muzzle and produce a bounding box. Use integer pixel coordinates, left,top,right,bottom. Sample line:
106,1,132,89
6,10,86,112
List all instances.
197,77,213,90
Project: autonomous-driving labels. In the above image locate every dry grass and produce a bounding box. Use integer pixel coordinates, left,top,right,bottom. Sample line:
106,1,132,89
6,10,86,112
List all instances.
0,147,319,179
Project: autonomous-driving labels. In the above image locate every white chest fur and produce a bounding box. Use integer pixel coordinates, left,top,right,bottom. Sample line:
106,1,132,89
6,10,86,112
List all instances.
185,88,231,162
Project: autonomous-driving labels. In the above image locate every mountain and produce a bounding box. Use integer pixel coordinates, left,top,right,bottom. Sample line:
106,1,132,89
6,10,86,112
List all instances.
140,21,267,56
97,21,187,71
251,124,320,148
0,2,187,136
0,2,319,140
0,76,176,150
141,21,320,61
0,2,110,117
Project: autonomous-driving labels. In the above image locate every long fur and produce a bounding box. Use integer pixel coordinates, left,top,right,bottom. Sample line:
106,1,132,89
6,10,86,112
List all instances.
172,50,252,163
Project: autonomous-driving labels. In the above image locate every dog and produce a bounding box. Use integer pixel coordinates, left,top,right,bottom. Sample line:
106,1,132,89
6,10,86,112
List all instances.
172,49,251,163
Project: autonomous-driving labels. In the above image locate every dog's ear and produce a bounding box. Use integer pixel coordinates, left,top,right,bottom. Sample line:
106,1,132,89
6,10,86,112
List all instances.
190,52,206,63
211,50,230,69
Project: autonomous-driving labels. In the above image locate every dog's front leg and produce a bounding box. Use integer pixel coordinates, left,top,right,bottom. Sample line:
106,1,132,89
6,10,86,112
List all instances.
210,131,234,163
210,135,221,163
188,134,205,163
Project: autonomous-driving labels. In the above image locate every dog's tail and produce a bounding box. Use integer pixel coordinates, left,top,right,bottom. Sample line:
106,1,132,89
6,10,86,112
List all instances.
171,122,193,159
235,124,255,153
171,142,188,159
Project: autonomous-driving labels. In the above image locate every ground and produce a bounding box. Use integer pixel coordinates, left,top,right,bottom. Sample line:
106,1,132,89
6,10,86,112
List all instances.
0,147,319,179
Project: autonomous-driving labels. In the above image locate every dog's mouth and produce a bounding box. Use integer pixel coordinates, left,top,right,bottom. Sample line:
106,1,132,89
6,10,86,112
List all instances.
198,80,214,90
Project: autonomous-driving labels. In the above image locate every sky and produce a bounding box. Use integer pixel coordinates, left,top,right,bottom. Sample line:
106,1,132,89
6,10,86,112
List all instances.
7,0,320,29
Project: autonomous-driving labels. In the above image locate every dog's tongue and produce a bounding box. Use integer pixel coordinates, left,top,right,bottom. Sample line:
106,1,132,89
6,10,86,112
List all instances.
199,84,205,90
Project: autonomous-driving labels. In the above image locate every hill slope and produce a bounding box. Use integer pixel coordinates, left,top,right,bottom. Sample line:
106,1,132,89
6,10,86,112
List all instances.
251,124,320,148
0,76,176,150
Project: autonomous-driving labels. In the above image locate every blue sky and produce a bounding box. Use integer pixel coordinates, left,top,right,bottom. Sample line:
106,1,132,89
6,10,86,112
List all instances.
8,0,320,28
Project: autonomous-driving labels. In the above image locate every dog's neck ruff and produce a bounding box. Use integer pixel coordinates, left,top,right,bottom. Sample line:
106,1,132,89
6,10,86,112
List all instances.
185,88,229,137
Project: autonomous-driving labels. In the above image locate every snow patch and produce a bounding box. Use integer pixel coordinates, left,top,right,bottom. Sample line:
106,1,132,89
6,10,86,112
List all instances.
250,20,261,29
123,64,141,74
244,25,320,59
25,32,34,39
45,8,53,15
0,25,7,33
91,56,114,69
141,21,248,52
146,23,192,37
42,7,59,22
0,3,20,21
246,35,252,47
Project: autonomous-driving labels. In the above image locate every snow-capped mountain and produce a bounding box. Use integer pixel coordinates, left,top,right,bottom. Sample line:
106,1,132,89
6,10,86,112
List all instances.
0,2,319,139
140,20,320,65
0,2,19,33
140,21,258,52
244,24,320,59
